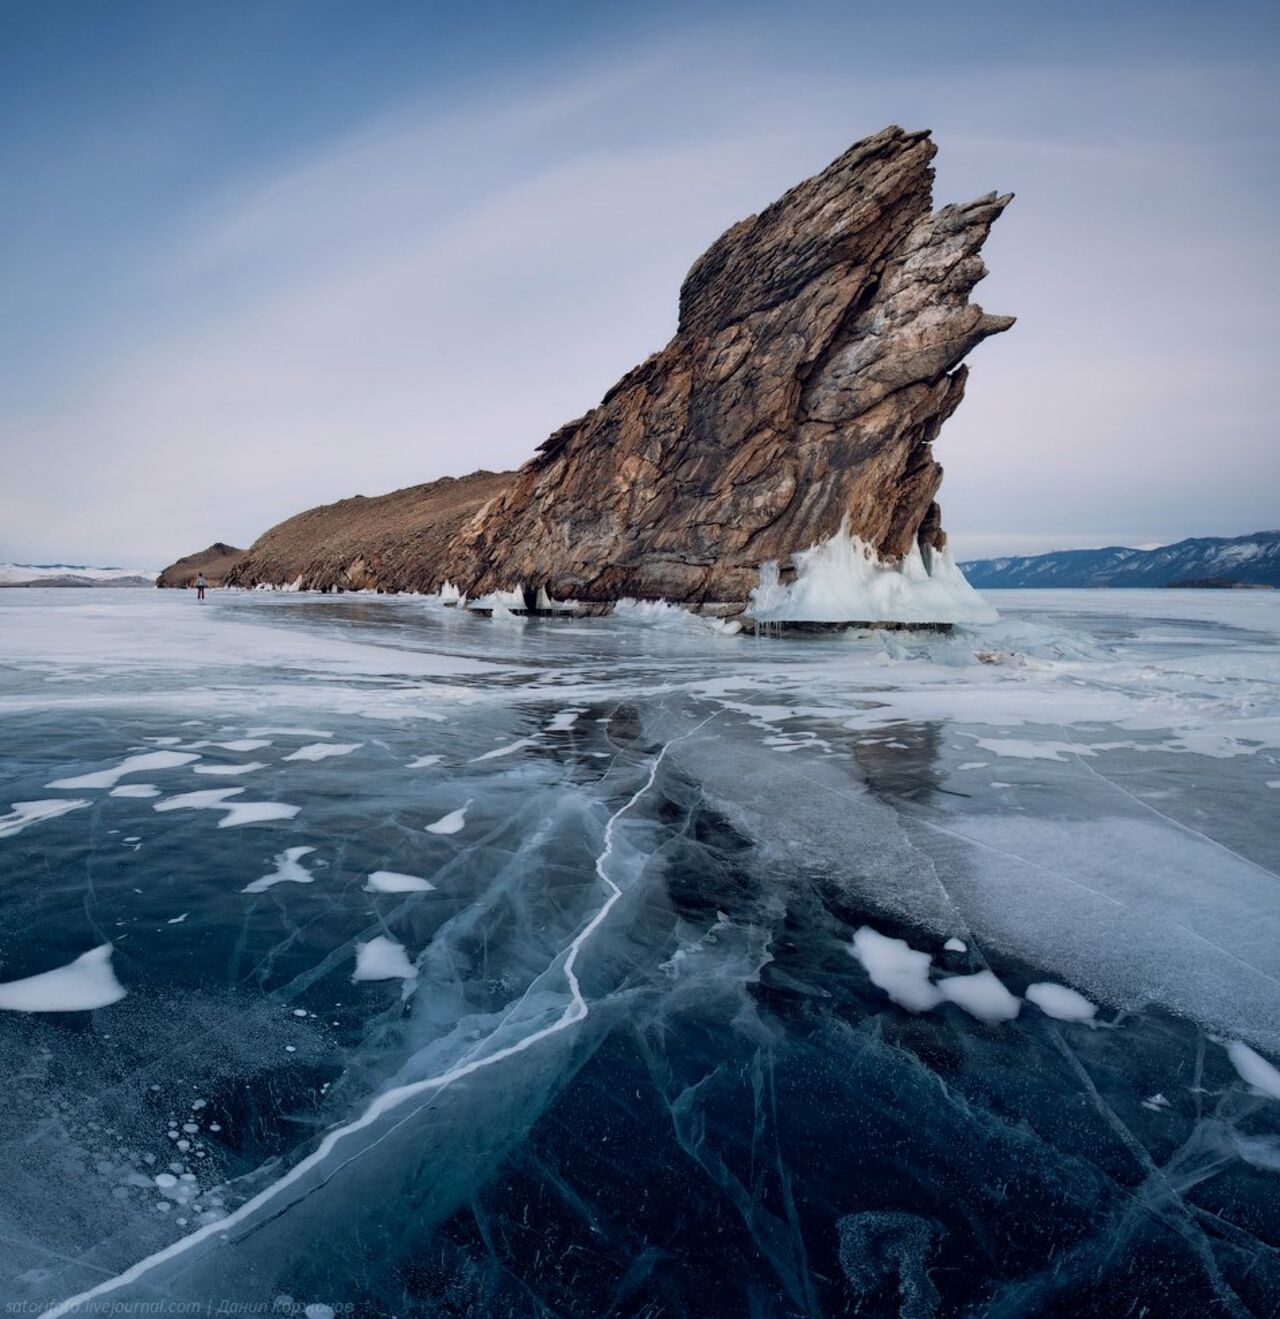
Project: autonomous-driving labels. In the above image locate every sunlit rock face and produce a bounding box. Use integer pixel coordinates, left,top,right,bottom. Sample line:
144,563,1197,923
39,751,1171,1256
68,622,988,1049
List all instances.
457,125,1013,604
171,127,1011,610
220,472,514,594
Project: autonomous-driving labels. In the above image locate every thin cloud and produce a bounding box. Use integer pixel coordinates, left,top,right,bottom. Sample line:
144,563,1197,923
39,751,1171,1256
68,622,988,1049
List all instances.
2,31,1276,565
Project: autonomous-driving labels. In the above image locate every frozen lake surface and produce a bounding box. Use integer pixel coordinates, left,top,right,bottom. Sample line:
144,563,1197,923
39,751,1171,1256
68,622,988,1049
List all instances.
1,587,1278,1317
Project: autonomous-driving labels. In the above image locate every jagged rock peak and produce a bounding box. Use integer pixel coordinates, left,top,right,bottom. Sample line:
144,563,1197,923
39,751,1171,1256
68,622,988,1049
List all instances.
456,125,1013,604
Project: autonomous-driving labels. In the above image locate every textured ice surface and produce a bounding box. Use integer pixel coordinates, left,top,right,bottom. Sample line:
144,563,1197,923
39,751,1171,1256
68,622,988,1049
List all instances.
2,586,1278,1317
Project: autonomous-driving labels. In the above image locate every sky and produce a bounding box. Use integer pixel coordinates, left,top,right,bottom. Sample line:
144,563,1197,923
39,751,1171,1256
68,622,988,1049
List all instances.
1,0,1277,568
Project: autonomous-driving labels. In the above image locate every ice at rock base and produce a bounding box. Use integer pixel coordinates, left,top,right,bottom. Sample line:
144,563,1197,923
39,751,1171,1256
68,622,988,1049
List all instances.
467,586,525,612
749,520,997,625
612,598,742,635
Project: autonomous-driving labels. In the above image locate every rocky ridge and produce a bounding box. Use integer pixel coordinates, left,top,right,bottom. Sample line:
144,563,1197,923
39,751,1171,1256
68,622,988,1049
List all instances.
156,543,246,589
169,127,1014,615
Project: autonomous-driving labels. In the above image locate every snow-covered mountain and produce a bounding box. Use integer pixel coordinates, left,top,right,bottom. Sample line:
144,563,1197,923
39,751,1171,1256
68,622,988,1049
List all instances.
0,562,158,587
960,531,1280,588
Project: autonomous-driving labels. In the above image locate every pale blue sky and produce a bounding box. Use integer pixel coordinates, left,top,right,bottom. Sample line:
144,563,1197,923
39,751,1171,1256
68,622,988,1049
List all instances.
2,0,1276,566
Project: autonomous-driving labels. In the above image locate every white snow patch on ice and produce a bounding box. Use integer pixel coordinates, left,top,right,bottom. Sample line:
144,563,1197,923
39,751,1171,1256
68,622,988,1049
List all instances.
351,936,417,982
943,937,967,953
1225,1040,1280,1099
749,522,997,625
937,970,1021,1023
406,754,442,769
193,761,268,776
109,784,160,798
0,944,126,1012
364,870,435,893
973,738,1091,762
191,739,272,753
469,738,536,762
1025,981,1097,1024
283,742,362,762
246,727,332,738
0,798,90,838
849,927,941,1012
154,788,299,828
48,750,198,789
547,709,584,732
243,846,317,892
425,801,471,835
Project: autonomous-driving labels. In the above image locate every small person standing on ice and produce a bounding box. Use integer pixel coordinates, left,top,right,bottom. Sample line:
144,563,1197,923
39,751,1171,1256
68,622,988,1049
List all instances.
195,572,207,601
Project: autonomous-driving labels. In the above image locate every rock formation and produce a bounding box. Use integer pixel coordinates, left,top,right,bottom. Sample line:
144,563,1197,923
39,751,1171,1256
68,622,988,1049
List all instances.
156,543,245,588
456,126,1012,605
164,127,1013,614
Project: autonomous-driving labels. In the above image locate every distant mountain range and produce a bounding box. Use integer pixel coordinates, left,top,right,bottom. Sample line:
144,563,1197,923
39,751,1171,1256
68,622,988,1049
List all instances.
0,563,157,588
960,532,1280,589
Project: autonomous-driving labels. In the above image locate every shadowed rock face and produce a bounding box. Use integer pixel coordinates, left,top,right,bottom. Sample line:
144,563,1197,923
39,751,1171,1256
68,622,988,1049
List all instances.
168,127,1012,605
156,543,245,588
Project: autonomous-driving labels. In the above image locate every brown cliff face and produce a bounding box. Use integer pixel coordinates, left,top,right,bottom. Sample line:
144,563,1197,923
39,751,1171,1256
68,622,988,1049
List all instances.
455,126,1012,604
165,127,1011,607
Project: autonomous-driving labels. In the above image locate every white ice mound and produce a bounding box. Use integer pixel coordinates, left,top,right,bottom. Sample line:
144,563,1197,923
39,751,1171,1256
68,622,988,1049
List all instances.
749,520,997,626
535,585,577,613
612,599,742,636
0,944,126,1012
468,585,525,612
